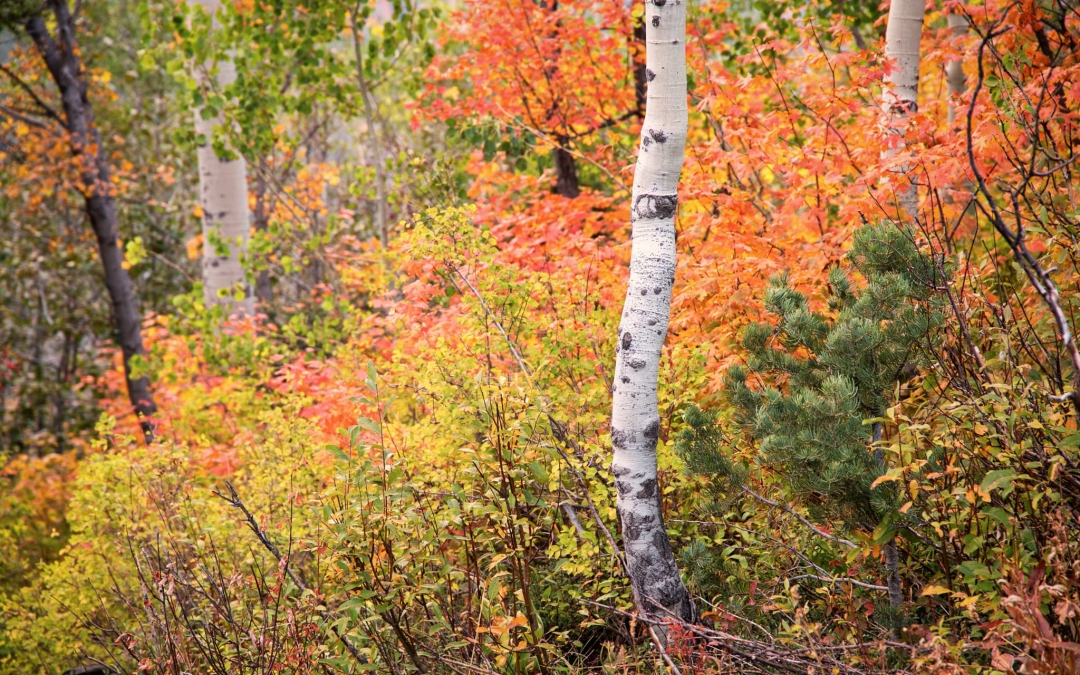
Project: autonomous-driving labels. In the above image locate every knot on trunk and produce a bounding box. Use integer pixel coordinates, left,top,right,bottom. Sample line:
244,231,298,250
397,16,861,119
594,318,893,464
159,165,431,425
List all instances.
632,193,678,221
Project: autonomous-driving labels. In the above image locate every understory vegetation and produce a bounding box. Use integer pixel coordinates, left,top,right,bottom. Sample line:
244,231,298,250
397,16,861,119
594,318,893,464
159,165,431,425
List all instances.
2,0,1080,673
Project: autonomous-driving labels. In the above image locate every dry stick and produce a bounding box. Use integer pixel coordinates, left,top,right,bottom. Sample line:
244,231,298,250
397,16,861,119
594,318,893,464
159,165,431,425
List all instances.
446,261,686,670
740,486,858,550
213,481,370,667
675,518,889,592
582,599,868,675
560,502,587,537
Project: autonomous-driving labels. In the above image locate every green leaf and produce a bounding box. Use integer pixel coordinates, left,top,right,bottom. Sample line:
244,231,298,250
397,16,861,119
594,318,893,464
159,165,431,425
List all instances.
980,469,1018,497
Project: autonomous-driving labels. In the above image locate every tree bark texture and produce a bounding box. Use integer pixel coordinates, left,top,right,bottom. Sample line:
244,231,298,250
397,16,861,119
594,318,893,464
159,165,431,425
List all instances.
252,169,273,308
610,0,697,628
633,17,648,119
553,143,580,198
945,12,968,128
882,0,926,221
349,7,391,246
24,2,157,442
194,0,253,315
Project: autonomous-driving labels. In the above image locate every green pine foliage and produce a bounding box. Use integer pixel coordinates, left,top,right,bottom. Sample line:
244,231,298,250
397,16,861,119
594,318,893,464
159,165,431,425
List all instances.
680,222,949,535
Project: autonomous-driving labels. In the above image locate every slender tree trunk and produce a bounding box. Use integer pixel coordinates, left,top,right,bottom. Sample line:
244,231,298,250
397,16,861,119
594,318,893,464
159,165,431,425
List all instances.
872,421,903,614
350,5,390,247
194,0,253,315
945,12,968,129
610,0,696,632
882,0,926,221
633,17,647,118
24,2,157,442
252,168,273,308
553,142,580,198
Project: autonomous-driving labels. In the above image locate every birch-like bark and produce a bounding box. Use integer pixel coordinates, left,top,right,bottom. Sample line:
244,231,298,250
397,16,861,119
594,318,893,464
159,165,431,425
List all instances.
194,0,252,315
24,2,157,443
610,0,696,629
945,12,968,128
349,5,390,246
882,0,926,221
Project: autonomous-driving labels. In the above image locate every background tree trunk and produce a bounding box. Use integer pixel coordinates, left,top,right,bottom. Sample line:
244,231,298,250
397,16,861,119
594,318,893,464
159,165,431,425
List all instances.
882,0,926,221
610,0,696,631
252,168,273,308
349,5,391,247
945,11,968,129
194,0,253,315
633,17,647,119
552,142,580,198
24,2,157,442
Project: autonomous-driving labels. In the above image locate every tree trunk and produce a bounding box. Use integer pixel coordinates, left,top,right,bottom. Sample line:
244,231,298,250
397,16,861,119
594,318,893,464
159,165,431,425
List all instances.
350,7,391,246
882,0,926,221
872,421,903,614
552,142,580,198
194,0,253,315
610,0,696,632
945,12,968,129
24,2,157,442
252,168,273,308
633,17,647,118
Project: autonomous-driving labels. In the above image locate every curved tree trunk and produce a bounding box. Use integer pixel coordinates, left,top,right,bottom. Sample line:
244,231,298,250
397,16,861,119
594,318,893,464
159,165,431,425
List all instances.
610,0,696,632
195,0,253,315
24,2,157,442
882,0,926,221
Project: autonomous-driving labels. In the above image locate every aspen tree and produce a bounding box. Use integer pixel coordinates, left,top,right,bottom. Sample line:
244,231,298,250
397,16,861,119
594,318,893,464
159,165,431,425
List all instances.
945,11,968,128
882,0,926,221
610,0,697,628
194,0,253,315
879,0,926,614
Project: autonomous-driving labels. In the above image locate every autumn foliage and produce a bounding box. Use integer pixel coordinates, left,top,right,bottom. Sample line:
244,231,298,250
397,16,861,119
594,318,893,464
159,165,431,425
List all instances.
3,0,1080,672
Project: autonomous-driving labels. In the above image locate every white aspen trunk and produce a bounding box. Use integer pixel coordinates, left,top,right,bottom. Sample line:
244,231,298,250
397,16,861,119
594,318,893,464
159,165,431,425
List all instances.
610,0,696,628
945,11,968,128
349,8,390,246
882,0,926,221
878,0,925,622
195,0,253,315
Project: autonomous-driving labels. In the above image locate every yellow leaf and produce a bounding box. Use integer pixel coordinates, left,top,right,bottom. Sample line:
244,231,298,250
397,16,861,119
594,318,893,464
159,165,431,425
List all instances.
870,467,904,489
921,585,952,596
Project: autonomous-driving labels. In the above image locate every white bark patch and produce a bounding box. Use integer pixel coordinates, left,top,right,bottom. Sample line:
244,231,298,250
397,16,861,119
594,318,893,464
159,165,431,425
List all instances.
195,0,253,316
610,0,696,626
945,12,968,128
882,0,926,221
